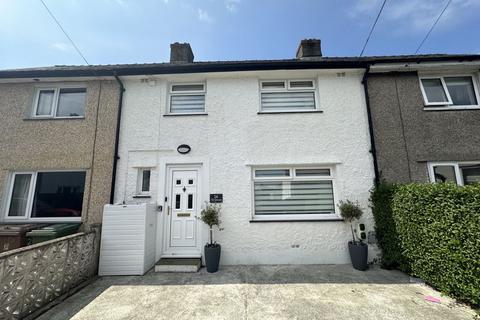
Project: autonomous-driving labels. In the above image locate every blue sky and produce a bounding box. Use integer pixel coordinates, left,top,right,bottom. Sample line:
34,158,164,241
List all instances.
1,0,479,69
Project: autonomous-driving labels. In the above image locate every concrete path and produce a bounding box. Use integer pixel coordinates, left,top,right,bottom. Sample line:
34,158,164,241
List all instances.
37,265,476,320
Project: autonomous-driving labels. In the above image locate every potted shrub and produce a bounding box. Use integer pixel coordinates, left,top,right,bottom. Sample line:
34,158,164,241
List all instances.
338,200,368,271
200,204,221,273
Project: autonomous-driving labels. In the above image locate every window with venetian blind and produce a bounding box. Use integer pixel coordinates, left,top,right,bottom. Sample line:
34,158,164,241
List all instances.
252,167,336,220
260,80,317,112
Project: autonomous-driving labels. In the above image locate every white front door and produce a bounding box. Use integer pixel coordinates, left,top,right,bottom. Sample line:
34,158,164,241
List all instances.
169,170,198,247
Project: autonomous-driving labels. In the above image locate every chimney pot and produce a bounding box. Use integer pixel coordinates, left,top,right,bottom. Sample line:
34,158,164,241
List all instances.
170,42,194,63
296,39,322,59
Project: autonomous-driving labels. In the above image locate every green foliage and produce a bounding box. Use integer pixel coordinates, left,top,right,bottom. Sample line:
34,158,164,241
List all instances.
338,200,363,243
370,182,409,271
391,183,480,306
338,200,363,221
200,204,221,245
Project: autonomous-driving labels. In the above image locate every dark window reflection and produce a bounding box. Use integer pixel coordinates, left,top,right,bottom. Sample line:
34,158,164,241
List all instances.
31,171,86,218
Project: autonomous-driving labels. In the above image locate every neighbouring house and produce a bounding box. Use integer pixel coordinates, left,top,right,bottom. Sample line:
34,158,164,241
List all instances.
366,55,480,185
109,40,377,266
0,70,123,318
0,73,120,231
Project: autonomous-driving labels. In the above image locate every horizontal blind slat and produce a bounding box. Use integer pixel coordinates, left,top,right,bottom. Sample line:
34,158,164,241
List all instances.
254,180,334,215
170,94,205,113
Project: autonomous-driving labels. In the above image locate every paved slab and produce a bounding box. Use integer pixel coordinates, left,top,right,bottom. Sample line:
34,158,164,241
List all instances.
37,265,476,320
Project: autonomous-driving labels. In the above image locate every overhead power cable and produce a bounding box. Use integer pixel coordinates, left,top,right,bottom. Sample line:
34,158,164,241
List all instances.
359,0,387,57
414,0,452,54
39,0,90,65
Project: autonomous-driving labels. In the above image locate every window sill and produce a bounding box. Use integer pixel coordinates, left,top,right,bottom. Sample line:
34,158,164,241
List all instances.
24,116,85,121
163,113,208,117
423,106,480,111
133,195,151,199
250,217,343,223
257,110,323,115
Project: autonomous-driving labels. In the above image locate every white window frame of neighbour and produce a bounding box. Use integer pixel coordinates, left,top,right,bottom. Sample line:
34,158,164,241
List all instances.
167,82,207,115
3,170,85,222
419,75,480,110
428,161,480,186
136,168,152,195
32,84,87,119
259,79,319,113
251,166,339,221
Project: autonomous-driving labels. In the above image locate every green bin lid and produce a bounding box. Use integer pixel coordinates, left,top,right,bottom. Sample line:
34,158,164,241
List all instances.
27,223,80,236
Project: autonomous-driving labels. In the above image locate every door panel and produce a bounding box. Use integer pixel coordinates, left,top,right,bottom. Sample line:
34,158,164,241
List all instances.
170,170,198,247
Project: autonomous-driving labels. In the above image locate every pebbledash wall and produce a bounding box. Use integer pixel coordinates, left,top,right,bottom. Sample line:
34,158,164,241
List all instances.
114,69,376,265
0,80,119,225
367,71,480,183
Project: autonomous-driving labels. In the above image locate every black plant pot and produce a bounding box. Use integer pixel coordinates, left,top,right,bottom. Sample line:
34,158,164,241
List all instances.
348,241,368,271
204,244,221,273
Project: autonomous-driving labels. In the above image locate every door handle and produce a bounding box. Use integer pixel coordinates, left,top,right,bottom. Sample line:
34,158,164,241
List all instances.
167,206,171,215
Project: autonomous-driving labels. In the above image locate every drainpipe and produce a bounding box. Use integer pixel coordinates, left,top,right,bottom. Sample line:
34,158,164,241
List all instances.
362,65,380,185
110,74,125,204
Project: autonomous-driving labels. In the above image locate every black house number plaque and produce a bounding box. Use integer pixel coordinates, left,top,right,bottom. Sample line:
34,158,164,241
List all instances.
210,194,223,203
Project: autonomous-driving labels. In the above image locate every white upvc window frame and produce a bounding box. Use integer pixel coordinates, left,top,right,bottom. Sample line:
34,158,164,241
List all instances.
4,171,36,221
32,84,87,119
419,74,480,110
3,170,85,222
259,79,319,113
427,161,480,186
251,166,339,221
167,82,207,115
136,168,152,196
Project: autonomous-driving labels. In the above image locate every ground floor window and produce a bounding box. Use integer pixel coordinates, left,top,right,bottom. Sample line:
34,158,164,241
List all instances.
428,162,480,185
136,168,151,195
5,171,86,221
252,166,337,220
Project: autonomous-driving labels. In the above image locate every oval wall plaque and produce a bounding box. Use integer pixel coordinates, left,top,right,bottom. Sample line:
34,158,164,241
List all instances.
177,144,191,154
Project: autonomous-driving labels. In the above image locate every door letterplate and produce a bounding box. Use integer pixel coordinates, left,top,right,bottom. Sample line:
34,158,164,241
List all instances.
177,213,191,217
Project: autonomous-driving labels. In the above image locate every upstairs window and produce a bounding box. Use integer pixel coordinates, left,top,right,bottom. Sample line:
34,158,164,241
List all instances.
260,80,317,112
420,76,479,109
252,166,337,220
34,87,86,118
428,162,480,186
169,83,206,114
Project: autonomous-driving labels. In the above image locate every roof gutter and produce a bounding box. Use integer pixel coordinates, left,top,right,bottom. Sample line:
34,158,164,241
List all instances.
110,74,125,204
362,65,380,185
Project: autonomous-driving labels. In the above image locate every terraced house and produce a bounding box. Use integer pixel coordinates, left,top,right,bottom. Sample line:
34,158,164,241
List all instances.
366,55,480,185
0,74,121,227
1,39,479,279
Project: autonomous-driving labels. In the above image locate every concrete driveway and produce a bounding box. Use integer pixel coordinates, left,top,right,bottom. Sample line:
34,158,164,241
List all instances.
37,265,476,320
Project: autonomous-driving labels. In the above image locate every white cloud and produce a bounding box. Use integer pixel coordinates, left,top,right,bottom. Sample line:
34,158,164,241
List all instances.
225,0,241,12
350,0,480,32
51,42,72,52
198,8,213,23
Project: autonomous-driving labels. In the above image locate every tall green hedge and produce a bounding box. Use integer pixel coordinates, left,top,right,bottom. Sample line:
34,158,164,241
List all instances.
369,182,409,271
392,183,480,306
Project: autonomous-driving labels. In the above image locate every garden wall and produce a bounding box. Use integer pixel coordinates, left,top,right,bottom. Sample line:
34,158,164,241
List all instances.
0,229,100,319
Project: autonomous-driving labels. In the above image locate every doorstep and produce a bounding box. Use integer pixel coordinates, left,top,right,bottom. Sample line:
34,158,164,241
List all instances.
154,258,201,273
